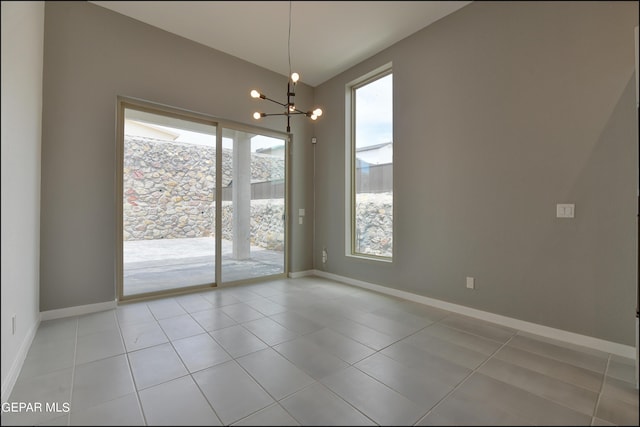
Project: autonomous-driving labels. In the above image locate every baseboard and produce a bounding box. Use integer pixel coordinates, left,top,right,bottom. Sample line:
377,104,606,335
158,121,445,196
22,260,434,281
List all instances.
40,300,117,321
288,270,316,279
1,317,40,403
310,270,636,359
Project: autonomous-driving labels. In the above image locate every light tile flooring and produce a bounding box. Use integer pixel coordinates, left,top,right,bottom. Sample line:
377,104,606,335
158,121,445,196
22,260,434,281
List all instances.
2,277,638,426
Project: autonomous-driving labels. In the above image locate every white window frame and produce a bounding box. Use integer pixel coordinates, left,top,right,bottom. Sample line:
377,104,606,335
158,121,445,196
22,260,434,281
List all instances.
345,63,393,261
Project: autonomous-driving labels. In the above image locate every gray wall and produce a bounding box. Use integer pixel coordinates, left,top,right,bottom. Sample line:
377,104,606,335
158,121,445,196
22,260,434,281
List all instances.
40,1,315,311
1,2,44,399
313,1,639,345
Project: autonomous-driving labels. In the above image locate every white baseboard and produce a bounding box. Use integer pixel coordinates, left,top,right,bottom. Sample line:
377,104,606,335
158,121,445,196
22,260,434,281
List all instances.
3,300,117,402
310,270,636,359
1,317,40,403
288,270,316,279
40,300,117,321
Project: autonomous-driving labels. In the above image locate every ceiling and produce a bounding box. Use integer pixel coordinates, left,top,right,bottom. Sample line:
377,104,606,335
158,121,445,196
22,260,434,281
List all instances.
90,1,471,87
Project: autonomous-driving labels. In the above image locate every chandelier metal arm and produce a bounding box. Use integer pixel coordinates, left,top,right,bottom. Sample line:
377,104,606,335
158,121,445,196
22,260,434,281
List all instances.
292,108,311,116
249,1,323,132
258,110,314,117
260,95,288,109
260,112,291,117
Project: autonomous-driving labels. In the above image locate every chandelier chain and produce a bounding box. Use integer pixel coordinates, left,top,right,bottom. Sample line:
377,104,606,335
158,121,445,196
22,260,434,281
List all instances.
249,0,323,132
288,0,292,79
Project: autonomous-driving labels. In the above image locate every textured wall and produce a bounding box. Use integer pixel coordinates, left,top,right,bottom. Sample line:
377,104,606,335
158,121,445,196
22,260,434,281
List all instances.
1,1,44,400
40,1,314,311
314,1,639,345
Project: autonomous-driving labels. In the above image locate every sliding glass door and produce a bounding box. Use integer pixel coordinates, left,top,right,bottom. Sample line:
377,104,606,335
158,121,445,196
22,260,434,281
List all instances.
220,128,286,283
117,99,288,300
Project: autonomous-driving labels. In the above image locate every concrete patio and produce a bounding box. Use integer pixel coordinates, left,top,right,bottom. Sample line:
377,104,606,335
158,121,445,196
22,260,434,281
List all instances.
123,237,284,296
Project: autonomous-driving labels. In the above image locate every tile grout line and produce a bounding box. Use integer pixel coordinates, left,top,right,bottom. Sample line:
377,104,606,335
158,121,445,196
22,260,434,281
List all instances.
431,314,516,347
199,308,303,425
336,314,499,425
147,299,224,424
198,293,372,425
415,327,611,425
590,353,611,425
287,376,378,426
265,346,382,426
272,303,447,402
412,332,518,425
151,289,399,424
172,294,280,425
52,281,627,426
66,317,79,426
115,305,150,426
508,330,611,373
180,303,230,426
501,329,609,416
261,311,384,426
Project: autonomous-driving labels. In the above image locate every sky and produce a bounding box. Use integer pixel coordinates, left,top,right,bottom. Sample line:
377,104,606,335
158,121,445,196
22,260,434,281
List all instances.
152,125,283,152
355,73,393,147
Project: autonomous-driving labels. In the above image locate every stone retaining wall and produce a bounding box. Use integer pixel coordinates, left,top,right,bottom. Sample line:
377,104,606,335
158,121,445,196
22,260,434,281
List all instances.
123,135,284,244
221,200,285,251
355,193,393,257
124,135,392,254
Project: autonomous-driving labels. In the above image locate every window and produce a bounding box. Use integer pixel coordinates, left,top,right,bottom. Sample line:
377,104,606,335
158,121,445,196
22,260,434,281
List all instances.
347,66,393,259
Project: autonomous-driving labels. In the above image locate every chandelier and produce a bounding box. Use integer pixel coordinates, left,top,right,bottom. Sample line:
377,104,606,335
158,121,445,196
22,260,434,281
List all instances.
250,1,323,133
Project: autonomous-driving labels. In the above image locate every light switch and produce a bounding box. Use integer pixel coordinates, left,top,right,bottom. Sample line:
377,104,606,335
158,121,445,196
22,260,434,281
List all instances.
299,217,303,225
298,208,305,217
466,277,475,289
556,204,575,218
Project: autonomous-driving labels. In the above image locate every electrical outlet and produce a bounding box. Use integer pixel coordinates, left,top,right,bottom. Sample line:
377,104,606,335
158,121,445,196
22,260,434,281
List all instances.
322,248,328,263
466,277,475,289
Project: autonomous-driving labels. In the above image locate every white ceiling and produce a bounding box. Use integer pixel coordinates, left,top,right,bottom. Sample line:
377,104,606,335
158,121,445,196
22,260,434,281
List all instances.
90,1,471,87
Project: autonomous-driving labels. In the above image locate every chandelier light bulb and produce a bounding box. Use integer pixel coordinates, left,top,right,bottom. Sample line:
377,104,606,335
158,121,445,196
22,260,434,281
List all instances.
249,5,323,130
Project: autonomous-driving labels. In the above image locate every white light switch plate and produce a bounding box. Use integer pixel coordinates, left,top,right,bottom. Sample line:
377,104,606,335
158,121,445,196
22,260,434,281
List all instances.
556,204,575,218
466,277,475,289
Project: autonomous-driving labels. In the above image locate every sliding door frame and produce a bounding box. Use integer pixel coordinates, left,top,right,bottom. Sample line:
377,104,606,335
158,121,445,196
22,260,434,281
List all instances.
116,96,290,302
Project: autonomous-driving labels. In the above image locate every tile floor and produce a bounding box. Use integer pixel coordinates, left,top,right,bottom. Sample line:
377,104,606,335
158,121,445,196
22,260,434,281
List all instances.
2,277,638,426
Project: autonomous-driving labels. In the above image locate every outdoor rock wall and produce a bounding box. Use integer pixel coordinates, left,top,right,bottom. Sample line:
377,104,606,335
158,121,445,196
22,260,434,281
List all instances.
123,135,284,245
355,193,393,257
124,136,392,254
221,200,285,250
124,136,216,241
